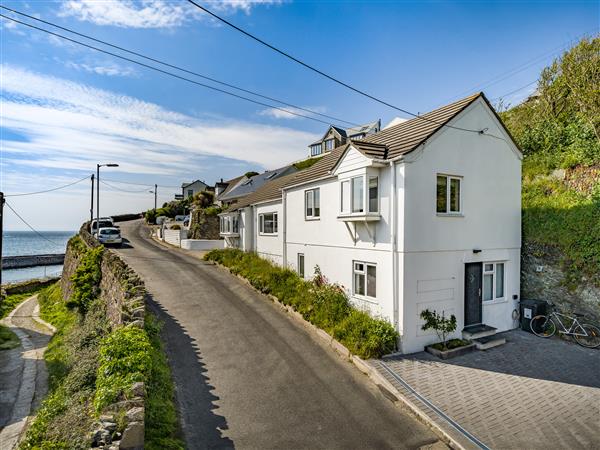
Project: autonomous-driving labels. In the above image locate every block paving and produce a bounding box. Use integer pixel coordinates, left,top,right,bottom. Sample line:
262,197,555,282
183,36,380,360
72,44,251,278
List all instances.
371,330,600,450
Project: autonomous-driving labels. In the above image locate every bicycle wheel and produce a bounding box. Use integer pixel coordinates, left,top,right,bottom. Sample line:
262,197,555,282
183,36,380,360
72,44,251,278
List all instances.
530,315,556,337
574,324,600,348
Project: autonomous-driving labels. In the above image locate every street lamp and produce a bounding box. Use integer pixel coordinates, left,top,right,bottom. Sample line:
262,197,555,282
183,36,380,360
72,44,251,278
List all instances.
96,163,119,238
149,184,157,212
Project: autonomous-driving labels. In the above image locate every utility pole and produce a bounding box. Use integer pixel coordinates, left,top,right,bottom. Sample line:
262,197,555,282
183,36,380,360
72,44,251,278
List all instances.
0,192,4,298
154,184,158,213
96,163,119,237
90,174,95,224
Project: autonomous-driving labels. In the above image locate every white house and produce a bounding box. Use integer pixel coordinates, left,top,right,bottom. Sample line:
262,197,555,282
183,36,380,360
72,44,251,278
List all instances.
181,180,209,199
219,93,522,354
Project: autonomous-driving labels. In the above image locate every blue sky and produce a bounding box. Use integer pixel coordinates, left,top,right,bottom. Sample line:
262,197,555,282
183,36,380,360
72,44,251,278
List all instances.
1,0,598,230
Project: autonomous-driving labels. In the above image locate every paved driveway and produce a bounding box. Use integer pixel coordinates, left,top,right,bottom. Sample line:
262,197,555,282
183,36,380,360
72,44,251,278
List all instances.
116,221,437,450
372,330,600,450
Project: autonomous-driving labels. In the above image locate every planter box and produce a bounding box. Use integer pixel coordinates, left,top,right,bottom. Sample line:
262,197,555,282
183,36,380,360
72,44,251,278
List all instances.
425,342,475,360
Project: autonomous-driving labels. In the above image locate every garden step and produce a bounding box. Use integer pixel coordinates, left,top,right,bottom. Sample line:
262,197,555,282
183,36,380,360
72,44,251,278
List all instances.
462,324,497,340
473,335,506,350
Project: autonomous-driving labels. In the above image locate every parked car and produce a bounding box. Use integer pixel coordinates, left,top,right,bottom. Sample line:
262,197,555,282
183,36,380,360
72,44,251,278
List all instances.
96,227,123,246
183,215,190,227
100,216,114,224
91,219,114,233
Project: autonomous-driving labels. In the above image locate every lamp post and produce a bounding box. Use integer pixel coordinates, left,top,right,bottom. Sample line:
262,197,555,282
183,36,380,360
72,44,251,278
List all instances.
96,163,119,238
149,184,157,213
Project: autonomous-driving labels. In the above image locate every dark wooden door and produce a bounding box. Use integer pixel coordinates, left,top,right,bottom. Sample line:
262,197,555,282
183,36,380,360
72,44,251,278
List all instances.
464,263,483,326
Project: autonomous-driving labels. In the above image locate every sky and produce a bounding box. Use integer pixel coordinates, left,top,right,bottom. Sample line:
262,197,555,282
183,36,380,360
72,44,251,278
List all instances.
1,0,598,231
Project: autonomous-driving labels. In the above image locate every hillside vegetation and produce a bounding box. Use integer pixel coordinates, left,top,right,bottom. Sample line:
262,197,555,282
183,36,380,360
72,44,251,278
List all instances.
500,35,599,290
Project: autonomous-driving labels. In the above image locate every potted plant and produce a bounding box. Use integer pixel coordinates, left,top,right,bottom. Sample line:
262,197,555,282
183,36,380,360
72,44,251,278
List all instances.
420,309,474,359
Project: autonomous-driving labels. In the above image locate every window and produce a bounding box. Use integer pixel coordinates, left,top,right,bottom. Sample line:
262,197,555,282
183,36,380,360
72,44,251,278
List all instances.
232,216,239,233
353,261,376,298
259,212,278,234
483,262,505,302
311,144,322,156
324,139,335,151
305,188,320,219
341,180,350,213
436,174,462,214
350,133,365,140
351,176,364,213
298,254,305,278
368,176,378,213
187,189,194,198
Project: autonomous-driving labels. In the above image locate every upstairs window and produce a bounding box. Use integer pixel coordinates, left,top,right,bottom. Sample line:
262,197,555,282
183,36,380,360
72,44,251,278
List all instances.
259,212,278,235
187,189,194,198
311,144,322,156
436,174,462,214
232,216,239,233
483,262,505,301
340,175,379,215
368,176,378,213
324,139,335,151
305,188,320,219
353,261,376,298
352,176,364,213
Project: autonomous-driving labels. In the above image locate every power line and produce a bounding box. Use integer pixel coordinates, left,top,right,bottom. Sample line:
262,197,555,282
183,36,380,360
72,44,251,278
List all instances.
102,178,180,189
0,14,341,127
491,80,539,102
4,202,60,245
100,179,153,193
5,175,91,197
0,5,359,128
185,0,484,135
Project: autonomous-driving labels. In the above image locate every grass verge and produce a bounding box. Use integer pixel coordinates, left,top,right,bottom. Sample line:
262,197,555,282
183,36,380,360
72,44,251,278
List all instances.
0,289,44,319
0,324,20,350
204,249,397,358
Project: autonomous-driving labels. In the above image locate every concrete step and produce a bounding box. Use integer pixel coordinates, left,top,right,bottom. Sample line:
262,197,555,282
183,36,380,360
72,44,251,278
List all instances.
462,324,497,340
474,335,506,350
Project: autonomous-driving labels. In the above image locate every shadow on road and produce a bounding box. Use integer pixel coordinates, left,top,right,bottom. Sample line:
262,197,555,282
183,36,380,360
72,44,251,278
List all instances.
146,293,234,450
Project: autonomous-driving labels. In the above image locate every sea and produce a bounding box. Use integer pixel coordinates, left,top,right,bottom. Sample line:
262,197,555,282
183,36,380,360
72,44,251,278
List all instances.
3,231,75,284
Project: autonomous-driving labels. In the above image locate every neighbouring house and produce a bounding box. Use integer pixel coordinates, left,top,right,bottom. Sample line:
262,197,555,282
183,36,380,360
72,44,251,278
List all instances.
181,180,209,199
219,93,522,354
308,120,381,158
216,165,298,208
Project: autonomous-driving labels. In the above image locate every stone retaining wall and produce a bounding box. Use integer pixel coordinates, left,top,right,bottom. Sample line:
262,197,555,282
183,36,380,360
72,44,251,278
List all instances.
62,223,146,450
3,277,60,295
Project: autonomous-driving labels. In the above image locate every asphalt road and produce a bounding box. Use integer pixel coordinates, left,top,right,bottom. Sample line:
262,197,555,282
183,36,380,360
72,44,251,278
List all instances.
115,220,438,450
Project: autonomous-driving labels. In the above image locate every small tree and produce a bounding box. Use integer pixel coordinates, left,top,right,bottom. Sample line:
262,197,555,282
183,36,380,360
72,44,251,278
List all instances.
420,309,457,350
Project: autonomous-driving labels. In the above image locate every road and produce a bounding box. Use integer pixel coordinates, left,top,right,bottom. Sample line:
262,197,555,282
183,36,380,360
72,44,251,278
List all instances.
115,220,438,450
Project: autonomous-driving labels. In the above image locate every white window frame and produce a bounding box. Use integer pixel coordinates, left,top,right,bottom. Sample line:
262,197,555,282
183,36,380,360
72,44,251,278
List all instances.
339,174,379,216
258,212,278,235
353,261,377,300
311,144,322,156
297,253,305,278
305,188,320,220
436,174,462,215
324,138,335,151
483,262,506,303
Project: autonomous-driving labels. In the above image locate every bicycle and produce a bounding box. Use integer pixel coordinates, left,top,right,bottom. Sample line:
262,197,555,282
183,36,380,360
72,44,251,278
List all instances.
530,304,600,348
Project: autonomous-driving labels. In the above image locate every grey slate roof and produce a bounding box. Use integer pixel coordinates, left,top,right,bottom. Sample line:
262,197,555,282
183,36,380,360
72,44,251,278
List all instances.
218,165,297,201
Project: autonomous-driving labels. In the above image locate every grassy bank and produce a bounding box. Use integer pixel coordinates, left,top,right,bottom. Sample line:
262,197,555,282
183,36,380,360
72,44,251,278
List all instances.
1,288,45,319
204,248,397,358
21,236,183,449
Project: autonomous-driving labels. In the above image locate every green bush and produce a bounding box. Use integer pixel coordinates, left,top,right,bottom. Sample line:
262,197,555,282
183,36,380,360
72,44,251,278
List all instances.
145,209,157,224
204,249,397,358
67,245,104,314
203,206,222,216
170,224,181,230
94,325,152,412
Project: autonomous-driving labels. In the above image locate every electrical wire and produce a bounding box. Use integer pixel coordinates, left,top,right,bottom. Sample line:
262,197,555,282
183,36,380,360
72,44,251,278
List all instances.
0,5,359,128
4,202,60,245
100,179,153,193
491,79,539,102
5,175,91,197
0,14,341,127
102,178,179,189
184,0,485,135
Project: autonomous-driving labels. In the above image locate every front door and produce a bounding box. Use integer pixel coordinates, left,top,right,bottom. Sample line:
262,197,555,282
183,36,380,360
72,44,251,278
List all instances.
464,262,483,326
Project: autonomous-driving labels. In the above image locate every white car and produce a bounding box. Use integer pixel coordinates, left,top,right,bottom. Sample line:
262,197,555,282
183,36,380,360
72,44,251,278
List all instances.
97,227,123,246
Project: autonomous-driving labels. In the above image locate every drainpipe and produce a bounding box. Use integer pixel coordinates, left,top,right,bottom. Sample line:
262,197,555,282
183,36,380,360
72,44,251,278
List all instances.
282,190,287,267
390,161,399,333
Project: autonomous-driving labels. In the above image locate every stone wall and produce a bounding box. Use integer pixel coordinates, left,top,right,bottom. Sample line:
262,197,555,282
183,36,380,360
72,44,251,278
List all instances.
521,241,600,323
62,224,146,450
188,208,220,240
3,277,60,295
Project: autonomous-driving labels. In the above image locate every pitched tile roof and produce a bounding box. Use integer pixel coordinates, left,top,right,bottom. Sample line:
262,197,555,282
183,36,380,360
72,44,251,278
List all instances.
218,165,296,201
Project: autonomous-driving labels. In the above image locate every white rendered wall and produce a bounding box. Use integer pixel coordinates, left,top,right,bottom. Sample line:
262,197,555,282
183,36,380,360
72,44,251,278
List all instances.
254,201,284,265
399,98,522,353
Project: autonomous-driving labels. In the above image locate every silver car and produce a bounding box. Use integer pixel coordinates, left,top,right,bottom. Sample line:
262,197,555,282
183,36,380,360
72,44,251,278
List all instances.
97,227,123,246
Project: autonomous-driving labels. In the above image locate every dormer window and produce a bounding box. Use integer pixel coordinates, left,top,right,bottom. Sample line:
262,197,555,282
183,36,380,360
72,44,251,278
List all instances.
310,144,322,156
324,139,335,151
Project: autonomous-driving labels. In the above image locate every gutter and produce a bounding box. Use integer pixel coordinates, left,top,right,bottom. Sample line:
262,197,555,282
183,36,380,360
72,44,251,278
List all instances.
389,161,399,334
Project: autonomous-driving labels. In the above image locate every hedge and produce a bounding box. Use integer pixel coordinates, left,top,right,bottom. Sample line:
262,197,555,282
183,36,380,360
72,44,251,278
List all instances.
204,249,397,358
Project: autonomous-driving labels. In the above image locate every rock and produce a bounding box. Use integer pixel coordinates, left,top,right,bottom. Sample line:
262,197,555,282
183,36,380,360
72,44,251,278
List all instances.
120,421,144,450
99,414,115,422
129,382,145,398
91,428,112,447
101,421,117,433
126,406,144,422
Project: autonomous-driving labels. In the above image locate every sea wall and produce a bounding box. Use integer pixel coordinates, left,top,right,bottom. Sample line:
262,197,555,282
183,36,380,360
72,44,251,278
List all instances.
2,254,65,270
3,277,60,295
61,223,146,450
521,242,600,323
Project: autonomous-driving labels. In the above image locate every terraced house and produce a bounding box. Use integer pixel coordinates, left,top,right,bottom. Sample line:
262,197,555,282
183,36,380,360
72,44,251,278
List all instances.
219,93,522,353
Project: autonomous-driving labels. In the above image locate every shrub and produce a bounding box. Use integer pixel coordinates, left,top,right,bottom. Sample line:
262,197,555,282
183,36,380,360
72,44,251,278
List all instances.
170,224,181,230
204,249,398,358
203,206,222,217
94,325,152,412
420,309,457,351
145,209,157,224
67,246,104,314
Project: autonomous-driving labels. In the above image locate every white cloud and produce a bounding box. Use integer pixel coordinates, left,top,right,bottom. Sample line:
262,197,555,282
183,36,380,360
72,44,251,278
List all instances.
58,0,283,29
1,64,315,176
64,60,138,77
260,105,327,120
